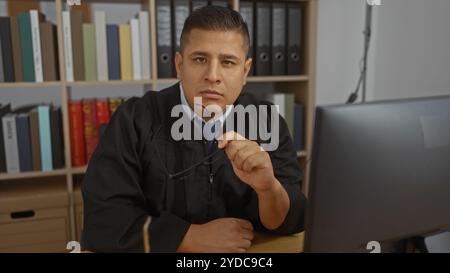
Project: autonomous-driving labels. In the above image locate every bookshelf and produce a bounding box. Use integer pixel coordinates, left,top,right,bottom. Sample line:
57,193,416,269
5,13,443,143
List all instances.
0,0,317,243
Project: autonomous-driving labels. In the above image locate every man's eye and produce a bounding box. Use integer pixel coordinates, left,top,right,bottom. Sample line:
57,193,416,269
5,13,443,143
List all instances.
223,60,235,66
194,57,206,63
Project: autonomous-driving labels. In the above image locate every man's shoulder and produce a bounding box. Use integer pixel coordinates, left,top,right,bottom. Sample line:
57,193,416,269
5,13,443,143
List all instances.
235,92,274,107
121,83,179,115
112,83,180,130
140,83,180,107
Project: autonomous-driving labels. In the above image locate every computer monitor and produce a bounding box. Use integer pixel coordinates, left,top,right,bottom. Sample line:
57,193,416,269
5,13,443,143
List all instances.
304,95,450,253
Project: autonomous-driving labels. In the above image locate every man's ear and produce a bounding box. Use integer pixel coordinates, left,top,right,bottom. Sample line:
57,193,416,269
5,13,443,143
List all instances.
243,58,253,85
175,52,183,79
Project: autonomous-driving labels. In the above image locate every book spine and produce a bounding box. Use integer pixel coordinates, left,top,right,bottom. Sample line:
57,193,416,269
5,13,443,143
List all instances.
96,99,110,137
40,22,58,81
69,101,86,167
96,99,110,126
2,114,20,173
82,99,99,163
83,23,98,81
294,104,304,151
38,105,53,171
0,104,12,172
71,10,85,81
30,10,43,82
51,107,64,169
106,25,120,80
273,93,286,118
16,114,33,172
284,93,295,138
10,16,23,82
130,19,141,80
0,17,15,82
29,108,42,170
94,11,108,81
108,97,124,115
119,24,132,80
62,11,74,82
139,11,150,80
18,12,35,82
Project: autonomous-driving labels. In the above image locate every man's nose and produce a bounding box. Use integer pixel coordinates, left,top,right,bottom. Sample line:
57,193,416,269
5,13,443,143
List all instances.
204,60,222,84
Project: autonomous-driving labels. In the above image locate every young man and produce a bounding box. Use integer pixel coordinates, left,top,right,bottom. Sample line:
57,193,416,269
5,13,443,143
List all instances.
81,6,306,253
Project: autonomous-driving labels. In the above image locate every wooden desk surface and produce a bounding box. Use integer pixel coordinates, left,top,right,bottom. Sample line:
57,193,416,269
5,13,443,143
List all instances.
247,232,304,253
83,232,305,253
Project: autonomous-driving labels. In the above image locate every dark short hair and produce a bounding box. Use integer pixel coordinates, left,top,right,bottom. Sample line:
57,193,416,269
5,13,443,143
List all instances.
180,5,250,56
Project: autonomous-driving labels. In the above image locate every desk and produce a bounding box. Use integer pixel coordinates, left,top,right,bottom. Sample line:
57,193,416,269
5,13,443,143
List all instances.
247,232,304,253
82,232,304,253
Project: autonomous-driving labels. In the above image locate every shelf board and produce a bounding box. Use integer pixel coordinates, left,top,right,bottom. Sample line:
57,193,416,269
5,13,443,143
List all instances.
66,79,152,87
0,76,308,89
155,78,179,84
247,75,308,83
71,166,87,175
297,150,308,158
0,168,68,181
0,81,61,88
154,76,308,85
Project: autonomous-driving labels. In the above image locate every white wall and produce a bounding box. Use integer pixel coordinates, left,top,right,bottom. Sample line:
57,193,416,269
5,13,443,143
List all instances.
316,0,450,106
315,0,367,105
370,0,450,101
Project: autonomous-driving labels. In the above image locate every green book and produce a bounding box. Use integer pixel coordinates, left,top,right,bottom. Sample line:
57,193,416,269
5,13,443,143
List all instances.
83,23,97,81
284,93,295,138
17,12,35,82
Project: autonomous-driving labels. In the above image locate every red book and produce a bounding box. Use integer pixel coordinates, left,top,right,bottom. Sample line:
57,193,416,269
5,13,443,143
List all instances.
82,99,99,163
96,99,110,127
68,101,86,167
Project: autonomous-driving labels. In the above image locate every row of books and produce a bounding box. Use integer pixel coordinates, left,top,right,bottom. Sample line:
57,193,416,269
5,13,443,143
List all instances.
69,97,125,167
62,10,151,82
0,12,59,83
1,0,304,83
0,94,303,174
266,93,304,151
0,104,64,174
155,0,303,78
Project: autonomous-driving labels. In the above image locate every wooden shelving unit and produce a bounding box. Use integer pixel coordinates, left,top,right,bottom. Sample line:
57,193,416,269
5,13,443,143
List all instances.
0,75,309,88
0,0,317,242
0,81,62,88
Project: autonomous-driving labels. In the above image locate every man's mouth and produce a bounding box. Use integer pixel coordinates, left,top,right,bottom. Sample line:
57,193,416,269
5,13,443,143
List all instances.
200,89,224,100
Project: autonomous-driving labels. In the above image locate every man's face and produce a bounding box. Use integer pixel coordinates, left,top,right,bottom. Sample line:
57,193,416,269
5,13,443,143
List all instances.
175,29,252,119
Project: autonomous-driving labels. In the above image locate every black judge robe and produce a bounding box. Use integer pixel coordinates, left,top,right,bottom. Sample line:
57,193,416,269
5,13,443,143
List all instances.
81,83,307,252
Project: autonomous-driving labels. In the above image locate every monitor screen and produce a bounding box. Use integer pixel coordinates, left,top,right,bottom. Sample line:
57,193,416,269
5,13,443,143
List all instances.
305,95,450,253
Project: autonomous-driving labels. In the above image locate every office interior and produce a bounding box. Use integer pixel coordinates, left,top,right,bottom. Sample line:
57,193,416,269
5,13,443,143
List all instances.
0,0,449,253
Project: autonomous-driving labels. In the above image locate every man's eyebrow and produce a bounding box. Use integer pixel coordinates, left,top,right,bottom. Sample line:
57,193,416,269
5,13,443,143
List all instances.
189,51,209,57
188,51,240,60
219,54,239,60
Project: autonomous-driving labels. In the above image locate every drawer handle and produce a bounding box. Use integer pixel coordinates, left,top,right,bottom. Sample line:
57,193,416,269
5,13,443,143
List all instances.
11,210,35,219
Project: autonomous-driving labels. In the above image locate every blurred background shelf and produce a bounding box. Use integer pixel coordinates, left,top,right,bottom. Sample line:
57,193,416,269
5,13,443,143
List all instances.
66,79,152,87
0,81,62,88
0,0,317,246
0,168,68,181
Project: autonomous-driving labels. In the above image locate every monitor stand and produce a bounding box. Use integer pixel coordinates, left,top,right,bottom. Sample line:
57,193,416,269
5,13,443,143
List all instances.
414,231,450,253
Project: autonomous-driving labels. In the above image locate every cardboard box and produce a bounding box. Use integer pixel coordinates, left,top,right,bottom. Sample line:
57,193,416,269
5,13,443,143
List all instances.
0,178,70,252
